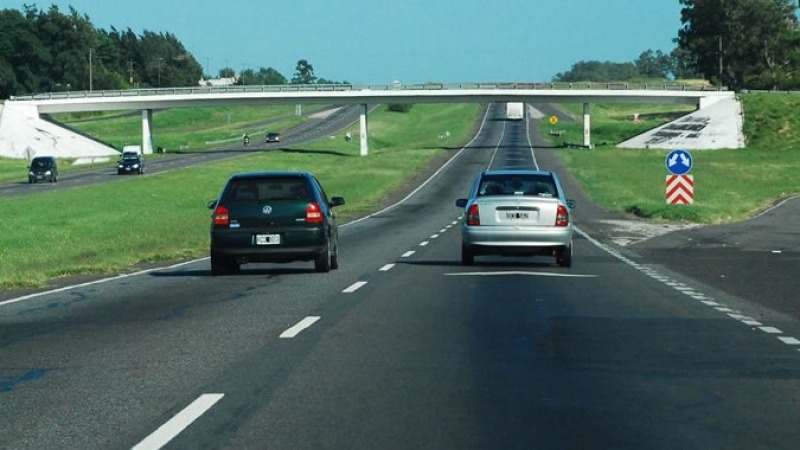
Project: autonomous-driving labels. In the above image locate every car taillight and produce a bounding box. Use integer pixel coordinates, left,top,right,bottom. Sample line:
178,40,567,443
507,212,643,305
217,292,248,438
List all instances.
213,205,230,226
466,204,480,226
555,204,569,227
306,202,324,224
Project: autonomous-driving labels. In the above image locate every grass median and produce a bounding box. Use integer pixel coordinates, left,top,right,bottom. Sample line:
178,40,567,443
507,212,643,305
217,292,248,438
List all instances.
0,103,480,290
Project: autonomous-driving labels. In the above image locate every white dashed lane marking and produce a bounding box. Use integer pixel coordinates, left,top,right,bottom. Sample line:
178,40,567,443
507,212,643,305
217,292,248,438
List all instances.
280,316,321,338
343,281,368,293
401,251,415,258
133,393,224,450
379,264,395,272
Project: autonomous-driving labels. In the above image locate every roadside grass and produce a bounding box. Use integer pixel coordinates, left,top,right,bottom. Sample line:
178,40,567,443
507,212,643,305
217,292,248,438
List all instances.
0,103,480,289
545,102,697,146
0,104,330,183
50,104,325,152
551,93,800,223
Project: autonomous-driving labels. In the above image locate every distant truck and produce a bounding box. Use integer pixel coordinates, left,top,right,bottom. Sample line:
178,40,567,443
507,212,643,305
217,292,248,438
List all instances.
506,102,524,120
122,145,142,155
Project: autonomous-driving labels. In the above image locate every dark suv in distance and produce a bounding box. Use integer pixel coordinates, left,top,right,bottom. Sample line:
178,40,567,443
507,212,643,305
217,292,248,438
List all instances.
28,156,58,183
208,171,345,275
117,151,145,175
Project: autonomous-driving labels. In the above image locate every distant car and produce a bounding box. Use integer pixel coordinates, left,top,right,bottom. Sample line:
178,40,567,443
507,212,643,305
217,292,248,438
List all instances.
117,151,145,175
455,170,575,267
208,171,345,275
28,156,58,183
265,132,281,143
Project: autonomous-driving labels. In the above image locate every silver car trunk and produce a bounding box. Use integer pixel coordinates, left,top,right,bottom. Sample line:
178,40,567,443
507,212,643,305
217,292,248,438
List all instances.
477,195,560,227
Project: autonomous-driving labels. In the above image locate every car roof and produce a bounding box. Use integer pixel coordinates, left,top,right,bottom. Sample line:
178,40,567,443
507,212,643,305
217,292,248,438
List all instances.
481,169,554,177
229,171,312,181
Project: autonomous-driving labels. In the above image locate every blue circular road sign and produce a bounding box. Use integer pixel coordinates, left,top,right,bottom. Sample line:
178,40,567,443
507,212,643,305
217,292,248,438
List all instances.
666,149,693,175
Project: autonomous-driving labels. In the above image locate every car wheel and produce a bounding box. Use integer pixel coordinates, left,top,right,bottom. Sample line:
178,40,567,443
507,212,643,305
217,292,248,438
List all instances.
461,244,475,266
315,240,332,272
330,238,339,270
557,243,573,268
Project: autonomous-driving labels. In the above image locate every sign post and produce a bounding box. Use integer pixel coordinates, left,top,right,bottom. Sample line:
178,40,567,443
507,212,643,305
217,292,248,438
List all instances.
665,149,695,205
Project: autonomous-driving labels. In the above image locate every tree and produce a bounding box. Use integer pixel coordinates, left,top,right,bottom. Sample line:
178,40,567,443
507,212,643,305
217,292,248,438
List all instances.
677,0,800,90
553,60,639,82
635,49,674,79
291,59,316,84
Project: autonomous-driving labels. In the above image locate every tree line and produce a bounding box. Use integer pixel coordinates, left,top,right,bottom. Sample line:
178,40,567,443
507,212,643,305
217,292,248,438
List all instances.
0,5,343,99
2,1,798,98
555,0,800,90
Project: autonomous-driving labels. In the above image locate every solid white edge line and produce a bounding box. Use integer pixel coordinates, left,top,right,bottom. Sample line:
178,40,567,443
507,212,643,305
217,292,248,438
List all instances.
280,316,321,338
132,393,224,450
0,257,208,308
342,281,368,294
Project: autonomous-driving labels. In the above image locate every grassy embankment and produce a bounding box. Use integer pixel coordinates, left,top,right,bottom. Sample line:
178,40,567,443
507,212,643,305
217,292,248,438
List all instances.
546,93,800,223
0,105,325,183
0,103,479,289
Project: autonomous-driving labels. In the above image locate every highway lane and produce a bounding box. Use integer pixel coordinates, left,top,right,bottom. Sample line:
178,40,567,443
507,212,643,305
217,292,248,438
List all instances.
0,104,367,198
2,103,800,449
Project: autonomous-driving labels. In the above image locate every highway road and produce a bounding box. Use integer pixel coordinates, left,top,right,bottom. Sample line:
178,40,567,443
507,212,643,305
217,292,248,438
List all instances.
2,103,800,449
0,104,368,198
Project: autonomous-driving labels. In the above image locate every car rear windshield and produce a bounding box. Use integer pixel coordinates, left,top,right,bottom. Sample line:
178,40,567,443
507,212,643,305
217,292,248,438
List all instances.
225,178,312,202
478,174,558,197
32,158,53,168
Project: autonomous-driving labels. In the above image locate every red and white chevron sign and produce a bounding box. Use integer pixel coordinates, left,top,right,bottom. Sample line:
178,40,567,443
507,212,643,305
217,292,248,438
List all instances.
666,174,695,205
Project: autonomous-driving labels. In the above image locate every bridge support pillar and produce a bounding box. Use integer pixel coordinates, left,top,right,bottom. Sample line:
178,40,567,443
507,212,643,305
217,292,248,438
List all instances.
582,103,592,148
142,109,154,154
359,104,369,156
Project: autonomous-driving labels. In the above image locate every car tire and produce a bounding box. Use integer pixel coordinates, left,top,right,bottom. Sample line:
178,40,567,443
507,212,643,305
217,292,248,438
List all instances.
330,238,339,270
315,240,332,272
557,243,573,268
461,244,475,266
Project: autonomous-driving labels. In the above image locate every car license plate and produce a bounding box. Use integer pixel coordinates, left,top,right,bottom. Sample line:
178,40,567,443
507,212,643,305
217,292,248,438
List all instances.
255,234,280,245
505,212,530,220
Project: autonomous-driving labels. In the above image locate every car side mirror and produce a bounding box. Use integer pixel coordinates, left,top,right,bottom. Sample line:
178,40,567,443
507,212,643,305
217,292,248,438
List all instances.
567,199,576,209
207,200,217,210
455,199,468,208
330,197,345,207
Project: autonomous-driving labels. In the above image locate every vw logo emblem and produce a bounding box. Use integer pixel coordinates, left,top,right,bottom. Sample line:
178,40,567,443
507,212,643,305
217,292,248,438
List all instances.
262,205,273,215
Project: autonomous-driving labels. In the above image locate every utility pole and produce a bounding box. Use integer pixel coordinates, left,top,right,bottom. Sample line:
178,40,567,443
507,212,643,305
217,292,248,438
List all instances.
89,49,94,91
718,36,723,83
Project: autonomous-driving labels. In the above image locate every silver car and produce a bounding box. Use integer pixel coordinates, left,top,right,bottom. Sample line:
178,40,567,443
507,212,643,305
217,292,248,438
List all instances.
455,170,575,267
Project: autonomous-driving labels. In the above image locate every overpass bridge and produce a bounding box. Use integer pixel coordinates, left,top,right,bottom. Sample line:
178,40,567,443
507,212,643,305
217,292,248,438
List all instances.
1,82,737,159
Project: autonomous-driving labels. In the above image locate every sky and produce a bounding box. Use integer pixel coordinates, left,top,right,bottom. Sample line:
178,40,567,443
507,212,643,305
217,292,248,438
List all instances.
3,0,687,85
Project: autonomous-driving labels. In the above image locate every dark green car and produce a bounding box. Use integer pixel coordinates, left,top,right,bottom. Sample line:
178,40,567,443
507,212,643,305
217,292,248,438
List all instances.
207,171,345,275
28,156,58,183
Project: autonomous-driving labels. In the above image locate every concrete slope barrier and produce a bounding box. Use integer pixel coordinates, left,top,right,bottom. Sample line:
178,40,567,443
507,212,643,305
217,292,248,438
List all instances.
618,96,744,150
0,102,119,160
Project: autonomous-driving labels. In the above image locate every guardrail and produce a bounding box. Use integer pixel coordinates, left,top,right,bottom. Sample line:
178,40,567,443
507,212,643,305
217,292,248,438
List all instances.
8,82,728,101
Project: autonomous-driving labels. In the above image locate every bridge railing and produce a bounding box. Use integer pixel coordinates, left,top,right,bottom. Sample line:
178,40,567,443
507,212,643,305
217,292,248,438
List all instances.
8,82,728,101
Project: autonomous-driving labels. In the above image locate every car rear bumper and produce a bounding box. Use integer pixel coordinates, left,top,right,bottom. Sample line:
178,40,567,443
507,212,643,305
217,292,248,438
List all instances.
211,227,328,263
461,224,573,248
